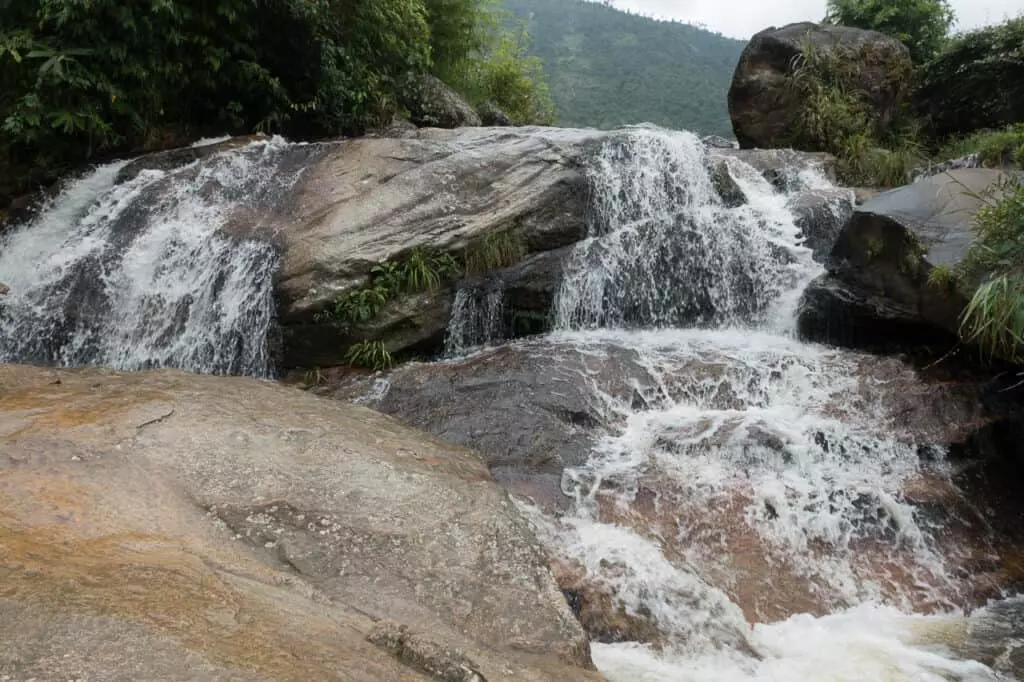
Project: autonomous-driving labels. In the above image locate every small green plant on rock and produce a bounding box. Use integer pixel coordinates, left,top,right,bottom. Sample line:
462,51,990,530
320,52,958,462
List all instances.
956,176,1024,361
398,246,460,292
863,234,885,259
465,225,527,274
315,247,461,327
303,367,328,387
926,262,958,289
344,341,395,370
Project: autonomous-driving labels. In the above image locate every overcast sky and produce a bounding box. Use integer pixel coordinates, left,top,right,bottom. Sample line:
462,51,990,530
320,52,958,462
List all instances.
605,0,1024,39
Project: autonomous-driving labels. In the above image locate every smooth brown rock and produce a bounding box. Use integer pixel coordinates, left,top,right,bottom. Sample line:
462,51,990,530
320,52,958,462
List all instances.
0,365,601,682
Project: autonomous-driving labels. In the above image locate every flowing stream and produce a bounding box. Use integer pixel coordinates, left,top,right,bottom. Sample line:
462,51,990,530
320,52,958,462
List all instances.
449,127,1021,680
1,127,1020,680
0,137,301,376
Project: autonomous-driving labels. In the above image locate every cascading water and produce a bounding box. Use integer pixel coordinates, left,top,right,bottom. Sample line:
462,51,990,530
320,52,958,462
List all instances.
531,127,1015,680
444,285,506,356
0,137,300,376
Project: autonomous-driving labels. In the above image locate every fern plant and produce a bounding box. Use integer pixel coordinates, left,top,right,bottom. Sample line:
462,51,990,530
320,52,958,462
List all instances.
333,286,390,323
344,341,394,370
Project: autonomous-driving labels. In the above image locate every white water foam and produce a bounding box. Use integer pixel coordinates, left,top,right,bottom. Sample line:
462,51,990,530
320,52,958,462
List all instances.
0,137,299,376
592,603,1002,682
535,127,1013,680
443,286,505,356
554,126,822,332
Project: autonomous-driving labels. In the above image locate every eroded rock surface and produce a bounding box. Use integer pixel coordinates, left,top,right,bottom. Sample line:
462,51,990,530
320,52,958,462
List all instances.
0,365,600,681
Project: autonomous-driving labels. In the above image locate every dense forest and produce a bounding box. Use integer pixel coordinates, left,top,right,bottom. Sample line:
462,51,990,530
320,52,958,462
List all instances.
0,0,553,207
502,0,745,136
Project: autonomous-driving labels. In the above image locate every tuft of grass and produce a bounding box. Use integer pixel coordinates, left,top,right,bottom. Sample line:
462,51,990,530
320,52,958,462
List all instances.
344,341,394,370
942,175,1024,361
927,263,958,289
397,246,460,293
863,234,885,259
465,225,527,275
937,124,1024,168
303,367,328,387
960,273,1024,362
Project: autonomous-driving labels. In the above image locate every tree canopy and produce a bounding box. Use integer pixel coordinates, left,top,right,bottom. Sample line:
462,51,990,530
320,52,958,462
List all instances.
0,0,552,205
823,0,955,63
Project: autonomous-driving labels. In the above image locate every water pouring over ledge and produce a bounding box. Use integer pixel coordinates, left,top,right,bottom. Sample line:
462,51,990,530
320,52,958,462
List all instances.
397,127,1024,681
1,125,1021,680
0,137,303,377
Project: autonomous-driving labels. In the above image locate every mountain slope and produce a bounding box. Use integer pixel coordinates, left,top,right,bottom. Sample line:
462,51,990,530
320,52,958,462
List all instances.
502,0,745,136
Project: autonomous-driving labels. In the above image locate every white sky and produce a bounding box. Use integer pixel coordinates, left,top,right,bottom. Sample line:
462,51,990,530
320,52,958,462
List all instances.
605,0,1024,39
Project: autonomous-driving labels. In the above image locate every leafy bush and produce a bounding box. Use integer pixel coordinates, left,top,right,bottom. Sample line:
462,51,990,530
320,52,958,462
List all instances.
344,341,395,370
0,0,555,204
823,0,955,64
917,17,1024,140
787,38,923,186
936,124,1024,168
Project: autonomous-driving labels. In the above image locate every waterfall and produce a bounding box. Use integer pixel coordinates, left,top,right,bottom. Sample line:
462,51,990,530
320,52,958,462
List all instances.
533,127,1008,680
0,137,299,377
553,127,818,331
444,286,506,356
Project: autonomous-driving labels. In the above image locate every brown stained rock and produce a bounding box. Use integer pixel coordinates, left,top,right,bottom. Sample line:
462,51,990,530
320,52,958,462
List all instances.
0,365,601,682
552,560,662,646
329,335,1024,625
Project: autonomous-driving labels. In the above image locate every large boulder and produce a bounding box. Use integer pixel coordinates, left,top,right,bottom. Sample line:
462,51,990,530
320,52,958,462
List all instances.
799,169,1016,352
404,74,483,129
79,128,600,369
728,22,912,150
0,365,600,681
787,188,855,261
271,127,599,365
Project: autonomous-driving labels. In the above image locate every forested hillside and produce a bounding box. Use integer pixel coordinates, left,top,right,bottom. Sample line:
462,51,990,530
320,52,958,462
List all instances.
502,0,745,136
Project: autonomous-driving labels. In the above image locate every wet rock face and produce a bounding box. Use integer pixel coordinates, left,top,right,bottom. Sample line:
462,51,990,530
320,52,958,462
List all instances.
800,169,1018,358
787,188,855,261
728,22,912,150
710,147,838,189
0,365,599,682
